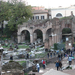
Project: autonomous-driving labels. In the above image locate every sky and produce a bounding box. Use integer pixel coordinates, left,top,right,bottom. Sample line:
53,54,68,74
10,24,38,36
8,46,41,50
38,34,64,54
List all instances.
26,0,75,8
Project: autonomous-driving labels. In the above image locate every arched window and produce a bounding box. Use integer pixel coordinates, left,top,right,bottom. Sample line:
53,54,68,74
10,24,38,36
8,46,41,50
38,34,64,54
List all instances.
56,13,62,17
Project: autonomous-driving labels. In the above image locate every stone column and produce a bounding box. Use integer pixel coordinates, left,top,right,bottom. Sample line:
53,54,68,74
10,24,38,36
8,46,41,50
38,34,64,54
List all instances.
52,35,55,45
56,34,59,43
54,34,57,43
44,40,49,49
30,34,33,43
43,33,46,43
33,33,37,42
17,35,21,43
72,37,74,44
56,35,57,43
49,36,52,46
54,35,56,43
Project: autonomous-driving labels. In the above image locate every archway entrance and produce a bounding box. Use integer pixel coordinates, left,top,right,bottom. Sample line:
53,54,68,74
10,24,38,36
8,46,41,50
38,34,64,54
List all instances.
46,28,52,39
62,28,72,42
34,29,43,42
21,30,30,43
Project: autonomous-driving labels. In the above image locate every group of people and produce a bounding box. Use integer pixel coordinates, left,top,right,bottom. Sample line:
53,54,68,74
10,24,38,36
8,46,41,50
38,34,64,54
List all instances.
55,60,62,71
56,47,75,71
36,59,46,72
47,51,56,58
58,53,63,61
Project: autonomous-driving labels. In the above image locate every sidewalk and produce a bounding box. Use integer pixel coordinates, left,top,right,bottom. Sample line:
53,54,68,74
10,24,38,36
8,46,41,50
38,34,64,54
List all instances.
28,57,75,75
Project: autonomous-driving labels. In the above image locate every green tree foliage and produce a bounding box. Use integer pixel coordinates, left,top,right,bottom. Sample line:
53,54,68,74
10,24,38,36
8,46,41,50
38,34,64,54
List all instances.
0,0,33,40
7,0,33,31
62,28,72,34
3,24,12,37
0,1,9,22
0,1,10,39
54,43,58,50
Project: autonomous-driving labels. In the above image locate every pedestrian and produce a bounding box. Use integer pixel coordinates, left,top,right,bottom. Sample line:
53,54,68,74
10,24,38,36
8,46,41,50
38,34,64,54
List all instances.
58,54,61,61
47,52,49,58
10,55,13,60
50,52,52,58
36,63,40,72
61,53,63,60
68,55,72,65
71,51,73,57
53,51,56,57
27,53,29,59
55,60,59,71
43,60,46,69
59,61,62,70
42,59,43,63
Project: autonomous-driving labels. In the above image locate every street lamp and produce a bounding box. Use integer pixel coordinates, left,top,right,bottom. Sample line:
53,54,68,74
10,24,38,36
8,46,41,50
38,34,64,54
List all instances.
0,44,4,75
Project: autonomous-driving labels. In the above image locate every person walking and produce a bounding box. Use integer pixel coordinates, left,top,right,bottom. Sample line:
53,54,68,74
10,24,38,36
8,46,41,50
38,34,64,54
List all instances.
36,63,40,72
50,52,52,58
47,52,49,58
53,51,56,57
58,54,61,61
55,60,59,71
68,55,72,65
10,55,13,60
27,53,29,59
61,53,63,60
43,60,46,69
59,61,62,70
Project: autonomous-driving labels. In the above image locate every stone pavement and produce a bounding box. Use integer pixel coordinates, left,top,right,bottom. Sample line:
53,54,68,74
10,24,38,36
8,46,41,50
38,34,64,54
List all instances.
42,69,70,75
28,57,75,75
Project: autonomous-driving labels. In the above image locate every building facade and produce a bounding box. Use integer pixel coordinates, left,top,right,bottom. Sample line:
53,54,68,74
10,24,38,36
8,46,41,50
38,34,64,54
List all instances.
51,5,75,18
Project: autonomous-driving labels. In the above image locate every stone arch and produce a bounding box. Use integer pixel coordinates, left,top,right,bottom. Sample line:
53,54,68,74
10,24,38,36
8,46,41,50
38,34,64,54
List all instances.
62,28,72,42
46,28,52,39
20,28,31,35
21,30,30,43
33,29,43,42
56,13,63,18
17,27,33,43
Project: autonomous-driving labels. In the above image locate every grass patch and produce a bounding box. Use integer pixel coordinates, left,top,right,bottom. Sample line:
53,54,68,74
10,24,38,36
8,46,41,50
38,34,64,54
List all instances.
17,61,26,65
2,44,29,49
2,45,10,48
24,73,28,75
18,45,29,48
66,66,72,69
35,52,47,58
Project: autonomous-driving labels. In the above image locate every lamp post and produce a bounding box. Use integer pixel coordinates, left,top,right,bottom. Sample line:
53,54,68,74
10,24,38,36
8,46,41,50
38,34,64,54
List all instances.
0,44,4,75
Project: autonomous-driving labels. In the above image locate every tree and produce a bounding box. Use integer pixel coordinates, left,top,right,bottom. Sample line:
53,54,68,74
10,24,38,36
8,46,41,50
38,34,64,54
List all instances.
0,0,33,42
7,0,33,42
8,0,33,31
62,28,72,34
0,1,9,40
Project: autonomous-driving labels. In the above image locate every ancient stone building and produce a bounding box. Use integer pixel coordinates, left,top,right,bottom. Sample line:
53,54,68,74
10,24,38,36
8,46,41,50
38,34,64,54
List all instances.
17,9,75,49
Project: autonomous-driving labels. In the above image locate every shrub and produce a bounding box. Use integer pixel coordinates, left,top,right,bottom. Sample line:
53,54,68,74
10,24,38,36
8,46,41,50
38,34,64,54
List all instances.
54,43,58,50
